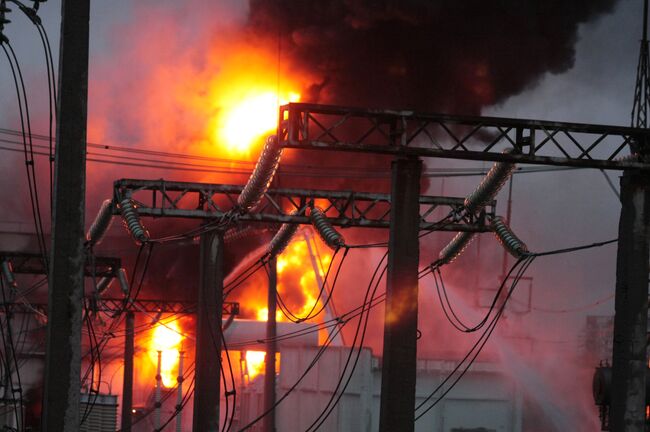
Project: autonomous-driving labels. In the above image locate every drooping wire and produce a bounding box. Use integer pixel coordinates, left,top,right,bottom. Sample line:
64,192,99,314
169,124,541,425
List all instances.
1,41,48,272
414,255,535,421
275,247,347,323
8,0,57,206
305,251,388,431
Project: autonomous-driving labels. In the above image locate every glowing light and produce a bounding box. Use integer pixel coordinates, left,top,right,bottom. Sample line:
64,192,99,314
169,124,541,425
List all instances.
148,320,184,387
245,350,266,379
213,90,300,155
256,307,282,322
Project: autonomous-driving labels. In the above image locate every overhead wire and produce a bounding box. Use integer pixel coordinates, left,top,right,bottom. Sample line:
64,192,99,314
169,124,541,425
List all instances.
1,41,48,274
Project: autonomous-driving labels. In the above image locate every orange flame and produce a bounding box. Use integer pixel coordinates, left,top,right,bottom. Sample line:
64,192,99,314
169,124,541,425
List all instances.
214,90,300,155
147,320,184,388
245,351,266,380
238,235,334,322
197,42,309,158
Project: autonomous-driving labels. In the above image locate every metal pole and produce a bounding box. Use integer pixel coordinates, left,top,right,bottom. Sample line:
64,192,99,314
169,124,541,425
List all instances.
155,350,162,431
42,0,89,430
610,171,650,432
379,156,422,432
263,257,277,432
120,311,134,432
176,351,185,432
192,230,223,432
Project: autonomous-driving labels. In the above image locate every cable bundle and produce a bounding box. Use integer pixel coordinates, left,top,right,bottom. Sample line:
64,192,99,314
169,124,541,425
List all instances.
464,149,516,214
118,197,149,244
237,135,282,212
86,199,114,246
309,207,345,250
490,216,529,259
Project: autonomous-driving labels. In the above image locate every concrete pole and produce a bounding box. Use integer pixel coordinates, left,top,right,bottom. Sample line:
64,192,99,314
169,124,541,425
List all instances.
120,311,134,432
610,171,650,431
42,0,89,430
263,257,277,432
192,230,223,432
379,157,422,432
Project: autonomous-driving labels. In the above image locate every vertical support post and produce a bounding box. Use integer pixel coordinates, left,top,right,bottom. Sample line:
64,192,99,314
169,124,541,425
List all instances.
263,257,277,432
379,156,422,432
176,351,185,432
120,311,134,432
42,0,89,431
155,351,162,431
193,230,223,432
610,171,650,432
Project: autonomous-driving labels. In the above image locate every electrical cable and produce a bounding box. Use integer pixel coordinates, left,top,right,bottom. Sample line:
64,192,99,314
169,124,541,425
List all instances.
414,255,535,421
274,247,345,323
305,251,388,431
1,42,48,275
0,128,591,179
7,0,57,207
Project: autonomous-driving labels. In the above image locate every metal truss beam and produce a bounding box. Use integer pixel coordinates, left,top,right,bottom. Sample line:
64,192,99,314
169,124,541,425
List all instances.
1,251,119,278
278,103,650,170
113,179,493,232
0,252,239,315
97,297,239,315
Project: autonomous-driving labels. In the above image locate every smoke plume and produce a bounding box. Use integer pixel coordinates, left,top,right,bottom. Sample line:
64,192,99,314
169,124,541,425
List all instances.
247,0,619,114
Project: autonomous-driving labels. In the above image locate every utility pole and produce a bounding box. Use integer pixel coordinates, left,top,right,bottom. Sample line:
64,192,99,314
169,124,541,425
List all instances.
42,1,89,431
610,171,650,432
193,230,223,432
379,156,422,432
121,311,134,432
263,256,277,432
610,2,650,429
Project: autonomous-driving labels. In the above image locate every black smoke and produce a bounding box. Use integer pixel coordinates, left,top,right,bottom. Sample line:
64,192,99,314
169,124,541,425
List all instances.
248,0,619,114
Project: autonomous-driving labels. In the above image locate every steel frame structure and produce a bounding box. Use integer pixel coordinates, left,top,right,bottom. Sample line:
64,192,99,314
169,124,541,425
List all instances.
0,298,239,316
278,103,650,170
0,252,239,315
1,251,119,278
113,179,493,232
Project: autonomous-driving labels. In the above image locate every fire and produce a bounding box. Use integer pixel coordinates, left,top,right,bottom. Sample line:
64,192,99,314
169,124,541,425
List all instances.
276,239,332,319
201,42,309,157
147,320,184,388
256,307,283,322
215,90,300,154
245,351,266,379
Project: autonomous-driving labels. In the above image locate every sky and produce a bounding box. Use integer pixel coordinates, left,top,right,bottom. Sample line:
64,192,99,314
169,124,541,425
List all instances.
0,0,645,429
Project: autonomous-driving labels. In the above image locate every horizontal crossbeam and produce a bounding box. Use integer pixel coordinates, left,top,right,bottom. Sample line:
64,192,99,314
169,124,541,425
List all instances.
279,103,650,170
0,298,239,315
113,178,494,232
1,251,120,278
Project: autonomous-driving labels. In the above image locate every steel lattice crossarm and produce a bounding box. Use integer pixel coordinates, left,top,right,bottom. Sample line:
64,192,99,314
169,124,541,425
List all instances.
278,103,650,170
1,251,120,278
113,178,494,232
97,297,239,315
0,298,239,315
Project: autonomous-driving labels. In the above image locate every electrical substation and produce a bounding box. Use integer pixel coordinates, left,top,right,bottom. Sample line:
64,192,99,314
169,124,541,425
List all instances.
1,0,650,431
